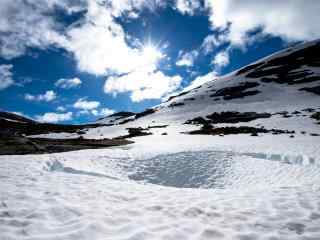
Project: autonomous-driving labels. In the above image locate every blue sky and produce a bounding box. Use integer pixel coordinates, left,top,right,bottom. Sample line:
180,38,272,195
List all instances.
0,0,319,124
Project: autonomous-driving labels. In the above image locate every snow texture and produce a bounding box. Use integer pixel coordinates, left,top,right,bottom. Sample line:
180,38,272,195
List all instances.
1,40,320,239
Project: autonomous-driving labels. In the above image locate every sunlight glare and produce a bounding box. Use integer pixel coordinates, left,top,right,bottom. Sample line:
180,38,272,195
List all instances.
141,45,163,65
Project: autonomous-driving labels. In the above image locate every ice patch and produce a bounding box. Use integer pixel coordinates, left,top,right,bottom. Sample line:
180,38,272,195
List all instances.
127,151,320,190
129,151,233,189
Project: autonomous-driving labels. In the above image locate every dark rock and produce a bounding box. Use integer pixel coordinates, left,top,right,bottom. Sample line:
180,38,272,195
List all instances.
115,127,152,139
210,82,260,100
300,86,320,95
0,135,133,155
206,111,271,124
244,43,320,85
292,111,301,114
148,125,168,129
302,108,315,113
184,126,294,136
185,126,269,136
118,118,134,125
96,111,135,122
135,108,156,119
311,112,320,121
166,90,191,102
236,62,265,75
169,102,185,108
185,117,210,125
0,111,36,124
0,118,105,136
310,133,320,136
185,98,196,101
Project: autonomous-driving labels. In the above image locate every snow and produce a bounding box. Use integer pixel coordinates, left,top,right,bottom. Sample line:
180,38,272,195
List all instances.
1,40,320,239
1,137,320,239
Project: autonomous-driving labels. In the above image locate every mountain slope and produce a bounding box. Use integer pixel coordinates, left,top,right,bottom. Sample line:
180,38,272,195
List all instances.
32,40,320,142
1,41,320,240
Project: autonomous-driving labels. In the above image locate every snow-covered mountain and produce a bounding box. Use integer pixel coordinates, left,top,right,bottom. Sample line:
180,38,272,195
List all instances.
31,40,320,143
1,40,320,240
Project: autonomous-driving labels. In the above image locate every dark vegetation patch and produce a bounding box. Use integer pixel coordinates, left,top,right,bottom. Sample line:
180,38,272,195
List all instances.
0,118,103,136
311,112,320,121
185,125,294,136
98,112,135,120
310,133,320,136
210,82,260,100
96,111,135,123
115,127,152,139
185,117,210,125
0,111,36,124
302,108,315,113
185,112,271,125
240,42,320,85
147,125,168,129
274,111,293,118
118,118,134,125
300,86,320,96
135,108,156,119
167,90,191,102
206,111,271,123
118,108,157,125
169,102,185,108
0,134,133,155
236,62,265,75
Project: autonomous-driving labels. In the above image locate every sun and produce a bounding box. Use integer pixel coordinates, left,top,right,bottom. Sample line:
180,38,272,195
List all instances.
141,44,163,65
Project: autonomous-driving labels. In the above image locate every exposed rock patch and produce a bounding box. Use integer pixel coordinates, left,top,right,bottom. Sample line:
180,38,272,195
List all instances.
169,102,185,108
206,111,271,124
135,108,156,119
185,112,271,125
300,86,320,95
115,127,152,139
210,82,260,100
0,134,133,155
185,125,295,136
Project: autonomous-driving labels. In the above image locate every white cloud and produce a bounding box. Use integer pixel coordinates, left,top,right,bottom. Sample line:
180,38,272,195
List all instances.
205,0,320,46
0,0,70,59
99,108,115,116
25,90,57,102
62,1,168,76
77,107,115,117
56,106,66,112
0,0,166,76
201,34,227,54
55,77,82,89
91,108,115,116
104,66,182,102
0,64,14,90
176,50,199,67
211,51,229,68
36,112,73,123
183,71,217,92
175,0,201,15
73,98,100,110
